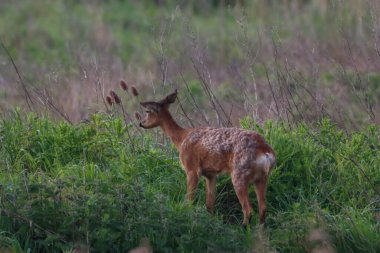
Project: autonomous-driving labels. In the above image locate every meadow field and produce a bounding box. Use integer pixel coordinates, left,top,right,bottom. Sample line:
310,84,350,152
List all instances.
0,0,379,252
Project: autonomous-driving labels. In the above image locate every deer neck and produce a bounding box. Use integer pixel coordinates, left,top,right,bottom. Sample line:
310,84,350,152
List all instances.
160,110,187,149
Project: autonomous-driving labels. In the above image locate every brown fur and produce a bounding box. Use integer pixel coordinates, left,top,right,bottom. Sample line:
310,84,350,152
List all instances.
140,90,276,225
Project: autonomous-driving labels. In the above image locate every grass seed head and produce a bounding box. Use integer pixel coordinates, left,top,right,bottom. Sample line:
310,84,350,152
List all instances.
120,79,128,91
131,86,139,97
109,90,116,98
114,95,121,104
106,96,113,106
110,90,121,104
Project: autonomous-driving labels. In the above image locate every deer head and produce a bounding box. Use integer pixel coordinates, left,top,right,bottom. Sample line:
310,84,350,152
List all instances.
139,90,178,129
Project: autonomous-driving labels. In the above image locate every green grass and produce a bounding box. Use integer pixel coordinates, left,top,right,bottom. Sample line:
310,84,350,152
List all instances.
0,111,379,252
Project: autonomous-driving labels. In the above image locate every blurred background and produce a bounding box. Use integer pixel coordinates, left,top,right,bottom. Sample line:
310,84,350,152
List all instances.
0,0,379,129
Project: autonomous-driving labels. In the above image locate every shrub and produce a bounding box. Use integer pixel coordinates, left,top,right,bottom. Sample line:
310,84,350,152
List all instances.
0,112,378,252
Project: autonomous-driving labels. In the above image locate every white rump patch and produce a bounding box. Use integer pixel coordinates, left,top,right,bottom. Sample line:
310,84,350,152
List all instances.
256,153,275,174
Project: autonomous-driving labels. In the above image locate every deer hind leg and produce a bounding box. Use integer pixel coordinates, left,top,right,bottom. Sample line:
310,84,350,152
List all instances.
232,175,252,225
205,176,216,214
254,179,267,224
186,171,200,202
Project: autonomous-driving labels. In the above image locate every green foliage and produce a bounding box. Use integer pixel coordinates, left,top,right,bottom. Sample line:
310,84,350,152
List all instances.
241,117,380,252
0,112,379,252
0,0,90,70
0,112,247,252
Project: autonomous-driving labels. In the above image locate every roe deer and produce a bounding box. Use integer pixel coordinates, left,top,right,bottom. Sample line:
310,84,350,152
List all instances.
139,90,276,225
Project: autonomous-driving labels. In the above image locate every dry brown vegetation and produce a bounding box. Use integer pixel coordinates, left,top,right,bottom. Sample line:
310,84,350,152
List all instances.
0,0,378,130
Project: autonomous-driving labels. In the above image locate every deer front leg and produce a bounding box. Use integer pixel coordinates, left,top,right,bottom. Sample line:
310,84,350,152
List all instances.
205,176,216,214
186,171,200,202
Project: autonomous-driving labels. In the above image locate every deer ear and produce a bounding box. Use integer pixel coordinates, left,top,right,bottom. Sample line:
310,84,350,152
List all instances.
162,89,178,105
140,102,161,112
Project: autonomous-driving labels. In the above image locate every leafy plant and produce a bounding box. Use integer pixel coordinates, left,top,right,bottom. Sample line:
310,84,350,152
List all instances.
0,112,378,252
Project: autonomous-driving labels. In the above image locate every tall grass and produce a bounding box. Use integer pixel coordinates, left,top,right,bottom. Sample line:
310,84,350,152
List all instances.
0,111,378,252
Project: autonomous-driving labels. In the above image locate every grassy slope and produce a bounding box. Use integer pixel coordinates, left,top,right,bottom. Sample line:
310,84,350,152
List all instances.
0,112,379,252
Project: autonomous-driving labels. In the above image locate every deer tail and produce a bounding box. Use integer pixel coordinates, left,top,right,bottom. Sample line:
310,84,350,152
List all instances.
256,152,276,175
